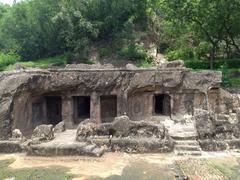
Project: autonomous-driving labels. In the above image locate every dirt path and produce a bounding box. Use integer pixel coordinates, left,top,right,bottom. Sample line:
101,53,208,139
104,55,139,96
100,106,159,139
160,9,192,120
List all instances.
0,152,240,180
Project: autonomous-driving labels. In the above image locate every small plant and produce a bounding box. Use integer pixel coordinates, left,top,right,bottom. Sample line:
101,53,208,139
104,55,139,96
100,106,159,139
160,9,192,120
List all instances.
166,48,194,61
0,52,20,70
118,44,150,62
99,48,111,58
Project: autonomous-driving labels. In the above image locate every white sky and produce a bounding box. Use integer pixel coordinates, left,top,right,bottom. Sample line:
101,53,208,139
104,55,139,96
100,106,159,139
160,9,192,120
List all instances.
0,0,21,5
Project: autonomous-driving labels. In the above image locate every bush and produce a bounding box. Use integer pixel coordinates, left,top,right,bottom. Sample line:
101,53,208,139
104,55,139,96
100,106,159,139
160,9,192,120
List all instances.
99,48,111,58
195,42,212,59
185,59,240,70
0,52,20,70
166,48,194,61
185,60,210,69
118,44,151,62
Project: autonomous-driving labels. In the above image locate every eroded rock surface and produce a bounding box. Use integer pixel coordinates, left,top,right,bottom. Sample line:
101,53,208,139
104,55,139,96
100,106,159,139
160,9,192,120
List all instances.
32,124,54,141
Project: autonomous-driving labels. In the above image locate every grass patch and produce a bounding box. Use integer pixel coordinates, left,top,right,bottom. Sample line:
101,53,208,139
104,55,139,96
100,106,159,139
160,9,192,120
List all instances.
137,61,155,68
3,55,67,71
0,159,74,180
209,160,240,180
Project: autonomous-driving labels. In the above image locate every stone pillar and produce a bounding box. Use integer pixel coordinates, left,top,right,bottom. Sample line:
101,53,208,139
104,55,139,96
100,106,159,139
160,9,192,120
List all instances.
147,94,154,117
117,92,128,117
90,92,101,124
62,96,74,129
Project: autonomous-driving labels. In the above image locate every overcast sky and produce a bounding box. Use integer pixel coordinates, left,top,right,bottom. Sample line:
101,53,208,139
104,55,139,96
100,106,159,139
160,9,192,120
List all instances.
0,0,21,5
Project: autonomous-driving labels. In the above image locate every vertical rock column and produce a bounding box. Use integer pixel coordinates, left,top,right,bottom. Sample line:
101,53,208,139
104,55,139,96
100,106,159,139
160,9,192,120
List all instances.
0,97,13,140
90,92,101,124
117,92,128,117
62,96,74,129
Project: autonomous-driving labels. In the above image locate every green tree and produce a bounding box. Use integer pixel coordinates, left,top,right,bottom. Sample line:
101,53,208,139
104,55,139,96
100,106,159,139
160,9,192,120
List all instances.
158,0,240,68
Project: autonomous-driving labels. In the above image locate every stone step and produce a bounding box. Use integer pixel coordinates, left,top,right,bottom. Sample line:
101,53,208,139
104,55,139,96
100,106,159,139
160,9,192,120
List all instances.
169,126,196,131
28,143,105,157
169,130,197,135
175,140,199,146
174,150,202,156
174,145,201,151
170,132,198,140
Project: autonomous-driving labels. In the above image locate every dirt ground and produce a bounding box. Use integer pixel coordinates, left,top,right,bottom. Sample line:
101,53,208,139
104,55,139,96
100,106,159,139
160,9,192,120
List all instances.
0,152,240,180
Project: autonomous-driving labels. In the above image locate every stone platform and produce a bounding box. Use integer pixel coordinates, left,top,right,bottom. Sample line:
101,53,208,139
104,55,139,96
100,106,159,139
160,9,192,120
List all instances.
27,130,105,157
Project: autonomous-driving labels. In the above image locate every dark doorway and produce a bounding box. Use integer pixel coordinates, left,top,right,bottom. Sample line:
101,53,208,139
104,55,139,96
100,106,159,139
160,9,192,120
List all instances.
46,96,62,125
154,94,171,116
101,95,117,123
73,96,90,124
32,102,44,127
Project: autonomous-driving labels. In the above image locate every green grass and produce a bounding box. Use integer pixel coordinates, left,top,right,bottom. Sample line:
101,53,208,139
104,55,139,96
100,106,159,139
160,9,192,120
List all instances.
0,159,74,180
2,55,67,71
137,61,155,68
209,159,240,180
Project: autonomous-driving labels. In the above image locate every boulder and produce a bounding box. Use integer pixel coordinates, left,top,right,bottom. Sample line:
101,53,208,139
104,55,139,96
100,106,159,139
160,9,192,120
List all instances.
76,122,99,139
54,121,65,133
160,60,185,68
129,121,165,139
31,124,54,141
12,129,23,139
112,116,132,137
194,109,215,139
214,121,235,139
126,63,137,70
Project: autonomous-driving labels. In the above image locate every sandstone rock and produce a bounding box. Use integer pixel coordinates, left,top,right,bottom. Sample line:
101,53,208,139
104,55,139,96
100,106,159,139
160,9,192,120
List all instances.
198,140,228,151
0,141,22,153
236,108,240,121
54,122,65,133
112,116,132,137
214,121,235,139
13,63,26,70
76,122,99,139
31,124,54,141
80,118,93,124
125,63,137,70
160,60,185,68
194,109,215,139
65,63,114,70
12,129,23,139
129,121,165,139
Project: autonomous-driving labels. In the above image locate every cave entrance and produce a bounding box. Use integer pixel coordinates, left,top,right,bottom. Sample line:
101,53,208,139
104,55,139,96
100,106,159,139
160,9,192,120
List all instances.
154,94,171,116
46,96,62,125
73,96,90,124
32,102,44,127
100,95,117,123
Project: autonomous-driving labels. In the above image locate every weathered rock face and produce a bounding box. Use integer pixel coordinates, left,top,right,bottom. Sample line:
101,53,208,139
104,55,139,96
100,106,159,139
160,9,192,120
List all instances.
54,121,65,133
76,116,171,153
12,129,23,140
195,109,215,139
76,116,167,140
76,122,100,139
112,116,131,137
195,108,240,140
0,64,226,141
31,124,54,141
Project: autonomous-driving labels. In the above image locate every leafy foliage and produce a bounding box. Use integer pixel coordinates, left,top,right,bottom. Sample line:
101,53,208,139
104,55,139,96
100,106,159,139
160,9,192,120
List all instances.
0,0,240,73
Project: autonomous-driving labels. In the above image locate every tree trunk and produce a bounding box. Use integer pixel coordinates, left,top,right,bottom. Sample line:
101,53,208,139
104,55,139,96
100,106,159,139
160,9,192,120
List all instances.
210,46,216,70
